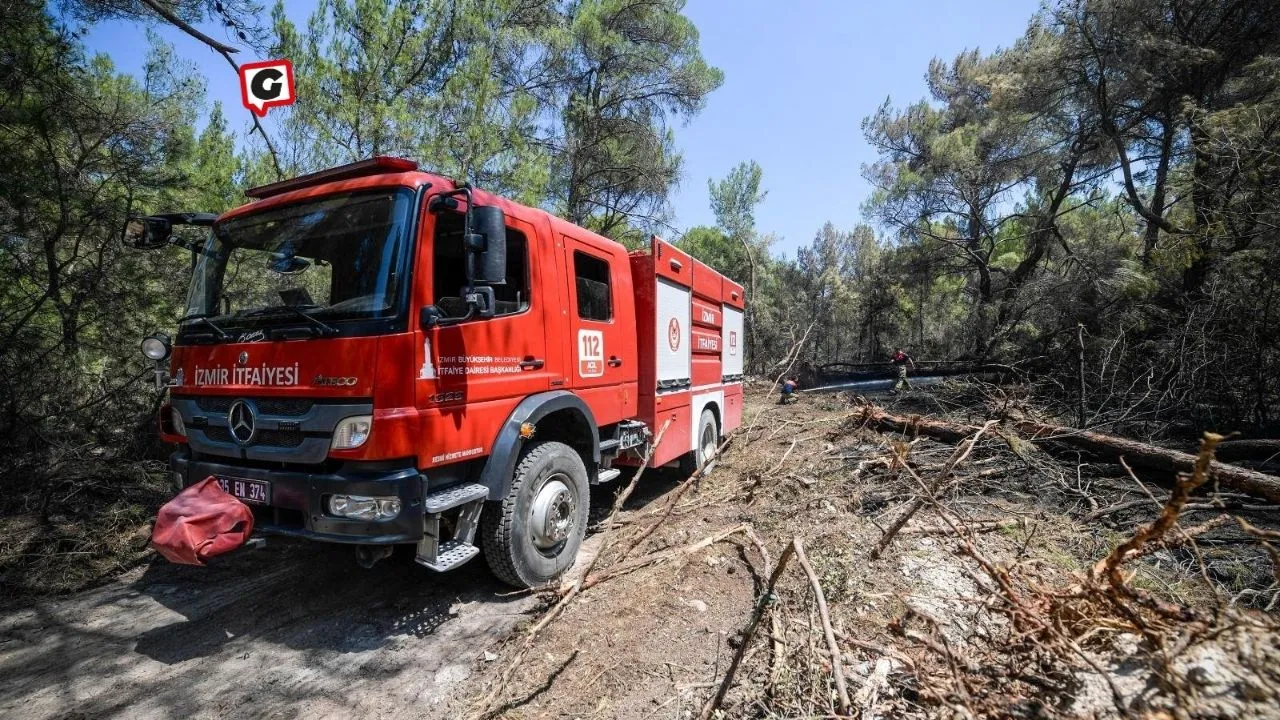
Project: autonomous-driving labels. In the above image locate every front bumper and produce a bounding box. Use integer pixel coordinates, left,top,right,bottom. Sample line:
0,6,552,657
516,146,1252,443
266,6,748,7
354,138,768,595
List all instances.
170,449,426,544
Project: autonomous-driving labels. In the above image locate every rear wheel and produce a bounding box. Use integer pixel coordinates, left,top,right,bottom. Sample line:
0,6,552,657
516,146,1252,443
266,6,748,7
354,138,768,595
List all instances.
481,440,590,588
680,409,720,476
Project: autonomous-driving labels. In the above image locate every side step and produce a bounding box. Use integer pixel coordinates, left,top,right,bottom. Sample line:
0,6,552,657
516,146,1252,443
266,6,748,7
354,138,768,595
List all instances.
416,482,488,572
424,482,488,513
596,468,621,484
417,539,480,572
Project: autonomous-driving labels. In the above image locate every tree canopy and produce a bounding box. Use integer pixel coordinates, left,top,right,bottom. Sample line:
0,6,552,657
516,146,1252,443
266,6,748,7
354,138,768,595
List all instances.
3,0,1280,487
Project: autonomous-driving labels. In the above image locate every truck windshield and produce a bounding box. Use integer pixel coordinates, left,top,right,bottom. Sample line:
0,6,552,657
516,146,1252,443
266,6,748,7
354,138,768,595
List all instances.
183,189,414,338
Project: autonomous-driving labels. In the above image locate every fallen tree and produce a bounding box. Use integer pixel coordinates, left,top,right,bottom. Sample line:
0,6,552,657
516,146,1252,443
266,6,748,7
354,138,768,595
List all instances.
853,404,1280,503
1214,439,1280,462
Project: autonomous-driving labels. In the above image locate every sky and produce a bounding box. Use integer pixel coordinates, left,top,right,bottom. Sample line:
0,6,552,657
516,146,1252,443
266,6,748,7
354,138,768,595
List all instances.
79,0,1041,258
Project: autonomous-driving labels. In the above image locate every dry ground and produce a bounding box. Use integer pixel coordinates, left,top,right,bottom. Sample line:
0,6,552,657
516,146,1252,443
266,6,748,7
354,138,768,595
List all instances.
0,538,542,719
3,383,1280,719
450,386,1280,719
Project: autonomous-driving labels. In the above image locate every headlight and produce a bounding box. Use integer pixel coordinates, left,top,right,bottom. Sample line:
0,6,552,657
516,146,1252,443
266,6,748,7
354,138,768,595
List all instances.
331,415,372,450
328,494,401,521
141,332,171,361
170,407,186,437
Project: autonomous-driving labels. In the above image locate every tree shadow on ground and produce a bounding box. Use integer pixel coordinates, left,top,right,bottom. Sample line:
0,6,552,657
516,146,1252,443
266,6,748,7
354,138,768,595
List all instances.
0,536,540,720
130,538,517,664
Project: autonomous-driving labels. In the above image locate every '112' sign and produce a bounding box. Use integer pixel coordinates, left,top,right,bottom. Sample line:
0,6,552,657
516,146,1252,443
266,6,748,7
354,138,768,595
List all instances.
578,329,604,378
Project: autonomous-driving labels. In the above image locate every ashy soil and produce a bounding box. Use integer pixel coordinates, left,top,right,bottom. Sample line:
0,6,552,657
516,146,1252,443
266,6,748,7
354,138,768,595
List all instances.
3,383,1280,719
449,386,1280,719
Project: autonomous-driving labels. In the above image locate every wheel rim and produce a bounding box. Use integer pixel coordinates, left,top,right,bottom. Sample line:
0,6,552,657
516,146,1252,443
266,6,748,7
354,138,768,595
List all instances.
529,474,577,553
700,421,718,467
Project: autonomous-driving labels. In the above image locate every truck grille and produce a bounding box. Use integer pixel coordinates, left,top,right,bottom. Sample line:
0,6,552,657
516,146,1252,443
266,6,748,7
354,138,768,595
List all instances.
195,396,314,416
205,426,306,448
172,395,369,464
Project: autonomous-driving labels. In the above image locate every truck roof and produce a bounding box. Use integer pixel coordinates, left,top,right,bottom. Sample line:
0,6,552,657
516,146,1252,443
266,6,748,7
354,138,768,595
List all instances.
219,157,628,258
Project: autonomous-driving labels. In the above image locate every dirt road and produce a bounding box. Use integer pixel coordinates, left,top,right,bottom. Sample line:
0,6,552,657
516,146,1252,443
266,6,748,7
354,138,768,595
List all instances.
0,539,540,719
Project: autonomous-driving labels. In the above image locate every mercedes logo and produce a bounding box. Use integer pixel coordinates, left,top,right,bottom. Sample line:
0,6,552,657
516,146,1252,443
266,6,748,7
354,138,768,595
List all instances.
238,351,249,365
227,399,257,445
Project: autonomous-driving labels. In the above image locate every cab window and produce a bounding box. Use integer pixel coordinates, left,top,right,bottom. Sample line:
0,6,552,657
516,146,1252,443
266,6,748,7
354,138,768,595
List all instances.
574,250,612,321
432,212,529,318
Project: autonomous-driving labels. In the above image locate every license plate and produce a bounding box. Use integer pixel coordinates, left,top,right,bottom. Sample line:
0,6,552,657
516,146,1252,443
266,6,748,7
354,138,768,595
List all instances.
217,476,271,505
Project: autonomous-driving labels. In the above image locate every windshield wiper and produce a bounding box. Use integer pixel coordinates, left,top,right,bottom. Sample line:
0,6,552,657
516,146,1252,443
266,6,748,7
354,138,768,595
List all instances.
178,313,230,340
238,305,339,337
279,305,339,336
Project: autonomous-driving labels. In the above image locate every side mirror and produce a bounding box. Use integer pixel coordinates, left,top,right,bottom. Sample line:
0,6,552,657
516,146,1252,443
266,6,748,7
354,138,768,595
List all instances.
122,216,173,249
418,289,495,329
470,205,507,285
420,305,443,328
267,254,312,275
468,286,497,318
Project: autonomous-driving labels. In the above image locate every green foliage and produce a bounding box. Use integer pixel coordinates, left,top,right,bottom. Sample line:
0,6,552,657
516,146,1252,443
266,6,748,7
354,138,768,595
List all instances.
681,161,775,371
183,104,244,211
851,0,1280,432
0,1,226,453
61,0,268,50
680,0,1278,437
6,0,1279,482
270,0,550,202
556,0,723,235
708,160,765,239
678,226,746,282
0,0,724,470
268,0,721,235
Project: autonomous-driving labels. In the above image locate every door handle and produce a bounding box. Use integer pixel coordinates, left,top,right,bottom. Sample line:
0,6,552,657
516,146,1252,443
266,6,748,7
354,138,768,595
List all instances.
607,356,623,367
519,356,545,370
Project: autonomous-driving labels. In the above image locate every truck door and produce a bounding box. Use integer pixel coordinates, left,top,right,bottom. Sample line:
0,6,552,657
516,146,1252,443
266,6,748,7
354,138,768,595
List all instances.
561,233,635,424
414,210,553,463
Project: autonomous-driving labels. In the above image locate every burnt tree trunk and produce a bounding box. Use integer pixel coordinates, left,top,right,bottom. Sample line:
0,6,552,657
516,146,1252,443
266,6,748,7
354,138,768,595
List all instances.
856,405,1280,503
1213,440,1280,462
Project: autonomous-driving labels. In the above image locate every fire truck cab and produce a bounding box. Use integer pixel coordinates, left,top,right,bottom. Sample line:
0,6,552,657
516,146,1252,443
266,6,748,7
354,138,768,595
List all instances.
127,157,744,587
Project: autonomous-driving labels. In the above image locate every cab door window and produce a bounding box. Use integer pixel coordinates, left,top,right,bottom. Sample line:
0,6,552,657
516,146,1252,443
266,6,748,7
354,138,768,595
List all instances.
432,211,529,318
574,251,612,321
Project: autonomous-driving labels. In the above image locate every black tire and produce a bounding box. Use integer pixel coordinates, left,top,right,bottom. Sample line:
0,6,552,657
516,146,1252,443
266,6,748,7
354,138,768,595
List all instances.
680,408,720,476
481,440,590,588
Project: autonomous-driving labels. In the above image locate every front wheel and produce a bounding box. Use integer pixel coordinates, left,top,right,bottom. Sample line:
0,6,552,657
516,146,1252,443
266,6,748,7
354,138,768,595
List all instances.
481,440,590,588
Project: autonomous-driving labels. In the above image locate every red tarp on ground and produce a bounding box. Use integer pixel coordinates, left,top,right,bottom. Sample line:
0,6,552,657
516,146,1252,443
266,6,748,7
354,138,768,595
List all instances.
151,476,254,565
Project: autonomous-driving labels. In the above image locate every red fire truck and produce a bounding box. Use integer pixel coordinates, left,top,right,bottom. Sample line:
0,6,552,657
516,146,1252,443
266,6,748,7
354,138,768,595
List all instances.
125,156,745,587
